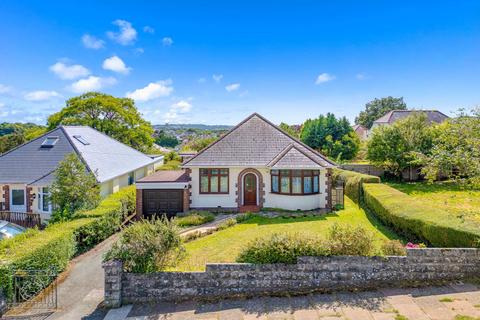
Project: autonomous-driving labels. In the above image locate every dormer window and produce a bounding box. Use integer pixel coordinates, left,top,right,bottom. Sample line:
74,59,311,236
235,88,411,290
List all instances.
40,136,59,148
73,135,90,145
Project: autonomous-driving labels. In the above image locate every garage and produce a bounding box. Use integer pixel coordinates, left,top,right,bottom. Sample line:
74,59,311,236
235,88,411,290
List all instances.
136,170,190,219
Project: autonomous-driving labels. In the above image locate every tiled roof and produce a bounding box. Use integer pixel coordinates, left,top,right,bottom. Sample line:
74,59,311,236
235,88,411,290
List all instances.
268,145,324,169
183,113,335,168
0,126,159,185
137,170,189,183
373,110,449,125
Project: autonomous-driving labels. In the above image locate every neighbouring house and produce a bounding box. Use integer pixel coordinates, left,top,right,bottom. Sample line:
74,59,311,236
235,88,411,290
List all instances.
352,124,368,140
0,126,163,220
370,109,449,131
136,113,336,217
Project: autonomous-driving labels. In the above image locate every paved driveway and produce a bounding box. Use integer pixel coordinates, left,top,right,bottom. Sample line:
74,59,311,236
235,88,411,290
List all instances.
109,282,480,320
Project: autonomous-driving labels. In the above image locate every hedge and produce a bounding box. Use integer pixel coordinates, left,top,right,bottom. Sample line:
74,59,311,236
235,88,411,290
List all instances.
0,185,135,301
332,169,380,204
363,183,480,247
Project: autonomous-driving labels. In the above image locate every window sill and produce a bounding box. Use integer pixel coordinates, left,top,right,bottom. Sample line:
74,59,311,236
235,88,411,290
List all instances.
270,192,320,196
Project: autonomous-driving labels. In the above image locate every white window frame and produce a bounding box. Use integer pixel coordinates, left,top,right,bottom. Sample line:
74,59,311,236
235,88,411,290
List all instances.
37,187,52,214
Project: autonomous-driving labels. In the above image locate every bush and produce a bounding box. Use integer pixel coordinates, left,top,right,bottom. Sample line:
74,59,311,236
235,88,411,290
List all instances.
326,223,374,256
216,218,237,230
381,240,406,256
175,211,215,228
363,183,480,247
0,186,136,300
333,169,380,204
236,233,328,264
104,218,185,273
236,212,258,223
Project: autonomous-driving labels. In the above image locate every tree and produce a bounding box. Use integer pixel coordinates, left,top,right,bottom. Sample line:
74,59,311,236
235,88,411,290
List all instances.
50,153,100,221
355,97,407,129
279,122,300,138
47,92,154,153
421,108,480,187
367,113,434,177
155,131,179,148
182,136,217,152
300,113,360,161
0,123,46,154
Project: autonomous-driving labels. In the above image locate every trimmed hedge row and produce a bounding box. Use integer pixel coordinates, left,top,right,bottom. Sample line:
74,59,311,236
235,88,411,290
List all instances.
0,186,135,301
363,183,480,247
332,169,380,204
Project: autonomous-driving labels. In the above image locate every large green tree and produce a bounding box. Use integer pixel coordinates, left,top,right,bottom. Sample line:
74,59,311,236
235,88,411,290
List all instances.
421,108,480,187
355,96,408,129
367,112,434,177
0,123,46,154
50,153,100,221
47,92,154,152
300,113,360,161
155,131,179,148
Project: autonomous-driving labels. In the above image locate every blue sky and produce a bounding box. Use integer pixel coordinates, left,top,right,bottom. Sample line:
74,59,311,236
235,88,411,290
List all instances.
1,1,480,125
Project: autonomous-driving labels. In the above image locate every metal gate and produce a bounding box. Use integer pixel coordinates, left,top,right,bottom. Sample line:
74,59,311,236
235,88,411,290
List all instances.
8,269,57,310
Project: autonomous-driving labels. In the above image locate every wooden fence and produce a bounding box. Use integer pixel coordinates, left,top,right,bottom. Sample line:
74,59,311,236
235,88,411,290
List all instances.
0,211,42,229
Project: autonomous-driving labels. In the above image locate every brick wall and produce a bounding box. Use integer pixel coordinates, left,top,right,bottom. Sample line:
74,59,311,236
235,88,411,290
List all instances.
2,185,9,211
26,187,34,213
135,189,142,219
103,248,480,307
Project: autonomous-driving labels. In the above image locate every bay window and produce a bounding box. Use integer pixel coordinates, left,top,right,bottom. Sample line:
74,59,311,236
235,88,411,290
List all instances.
200,168,229,194
271,170,320,195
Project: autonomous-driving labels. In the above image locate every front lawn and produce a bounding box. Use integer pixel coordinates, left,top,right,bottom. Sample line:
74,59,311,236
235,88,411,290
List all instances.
172,197,400,271
387,181,480,227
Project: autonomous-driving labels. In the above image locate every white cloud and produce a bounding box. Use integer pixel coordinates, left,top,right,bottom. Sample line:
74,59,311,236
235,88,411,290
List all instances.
143,26,155,34
315,73,335,84
81,34,105,49
162,37,173,46
225,83,240,92
212,74,223,83
126,80,173,102
356,73,369,80
0,84,13,94
50,62,90,80
24,90,61,101
102,55,131,74
164,99,192,122
69,76,117,93
107,20,137,45
197,78,206,83
134,48,144,55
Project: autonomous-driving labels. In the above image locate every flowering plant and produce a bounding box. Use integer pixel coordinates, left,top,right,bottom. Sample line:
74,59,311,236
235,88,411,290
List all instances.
405,242,426,248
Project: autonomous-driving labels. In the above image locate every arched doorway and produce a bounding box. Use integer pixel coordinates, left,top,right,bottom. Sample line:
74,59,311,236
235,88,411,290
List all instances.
243,173,257,205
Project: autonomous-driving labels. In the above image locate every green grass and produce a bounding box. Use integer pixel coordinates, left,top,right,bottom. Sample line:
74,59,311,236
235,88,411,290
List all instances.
171,197,400,271
454,315,480,320
387,181,480,227
394,315,409,320
439,297,455,302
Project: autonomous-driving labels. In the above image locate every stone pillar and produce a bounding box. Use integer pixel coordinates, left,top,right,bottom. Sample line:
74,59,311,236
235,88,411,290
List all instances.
325,168,333,209
135,189,143,220
26,187,34,213
103,260,123,308
183,188,190,213
2,185,9,211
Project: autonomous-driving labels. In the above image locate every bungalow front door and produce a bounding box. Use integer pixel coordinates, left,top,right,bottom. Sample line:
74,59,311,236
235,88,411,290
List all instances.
10,188,26,212
243,173,257,206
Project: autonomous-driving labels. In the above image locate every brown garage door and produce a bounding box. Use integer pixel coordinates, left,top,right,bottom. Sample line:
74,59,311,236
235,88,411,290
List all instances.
142,189,183,217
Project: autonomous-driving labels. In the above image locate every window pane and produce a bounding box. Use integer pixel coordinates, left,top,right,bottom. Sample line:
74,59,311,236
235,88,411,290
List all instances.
281,176,290,193
292,177,302,194
211,169,218,175
42,194,49,211
43,187,49,193
292,170,302,176
304,176,312,194
272,176,279,192
12,190,24,205
280,170,290,176
200,168,208,175
220,169,228,175
220,176,228,192
271,170,279,175
201,176,209,192
313,176,319,193
210,176,219,193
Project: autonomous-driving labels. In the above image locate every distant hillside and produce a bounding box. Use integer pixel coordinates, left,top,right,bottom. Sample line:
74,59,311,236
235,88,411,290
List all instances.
153,124,233,131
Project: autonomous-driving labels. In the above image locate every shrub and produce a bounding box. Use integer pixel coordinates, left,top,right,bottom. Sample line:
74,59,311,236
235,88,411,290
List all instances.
0,186,136,300
381,240,406,256
175,211,215,228
236,212,258,223
333,169,380,204
104,218,185,273
236,233,329,264
363,183,480,247
326,223,374,256
216,218,237,230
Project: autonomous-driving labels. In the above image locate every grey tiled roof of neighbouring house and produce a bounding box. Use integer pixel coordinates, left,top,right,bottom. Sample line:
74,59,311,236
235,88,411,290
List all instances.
373,110,449,125
0,126,160,185
183,113,336,168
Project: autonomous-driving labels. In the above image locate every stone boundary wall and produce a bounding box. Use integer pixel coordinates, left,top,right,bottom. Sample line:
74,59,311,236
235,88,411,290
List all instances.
103,248,480,308
0,289,6,317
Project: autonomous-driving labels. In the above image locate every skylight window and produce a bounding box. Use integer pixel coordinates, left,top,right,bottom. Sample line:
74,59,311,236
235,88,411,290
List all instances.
40,136,59,148
73,135,90,145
